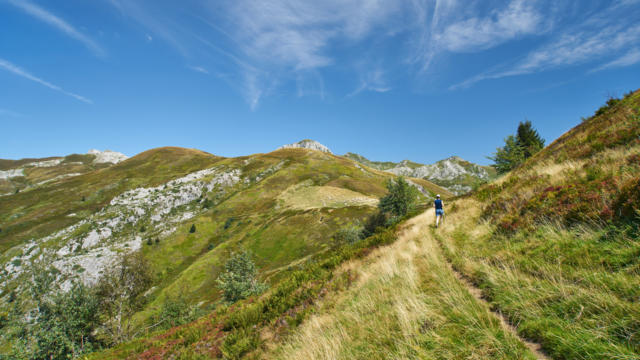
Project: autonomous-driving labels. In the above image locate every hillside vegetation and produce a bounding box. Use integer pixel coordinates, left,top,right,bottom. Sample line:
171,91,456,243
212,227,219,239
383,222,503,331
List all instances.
3,89,638,359
262,90,640,359
0,144,449,357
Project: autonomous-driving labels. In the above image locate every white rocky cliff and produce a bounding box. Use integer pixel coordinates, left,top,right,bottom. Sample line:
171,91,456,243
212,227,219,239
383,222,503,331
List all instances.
278,140,332,154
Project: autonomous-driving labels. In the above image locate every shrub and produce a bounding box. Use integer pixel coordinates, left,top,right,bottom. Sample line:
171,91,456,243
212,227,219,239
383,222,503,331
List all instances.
153,294,201,330
224,217,235,230
9,265,101,360
595,96,621,116
189,224,196,233
139,225,146,233
155,238,160,244
146,238,152,246
202,198,213,209
332,224,363,247
217,251,267,303
362,212,388,238
95,251,153,345
378,177,419,217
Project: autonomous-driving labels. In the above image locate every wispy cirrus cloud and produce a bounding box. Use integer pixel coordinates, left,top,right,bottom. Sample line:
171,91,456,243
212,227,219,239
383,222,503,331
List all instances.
0,58,92,103
188,65,209,75
409,0,549,71
451,2,640,89
348,67,391,97
452,22,640,90
102,0,640,106
6,0,105,57
592,48,640,72
435,0,545,53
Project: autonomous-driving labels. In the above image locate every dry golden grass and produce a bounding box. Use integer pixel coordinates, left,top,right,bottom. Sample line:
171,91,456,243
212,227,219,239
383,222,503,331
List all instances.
277,180,379,210
264,210,535,360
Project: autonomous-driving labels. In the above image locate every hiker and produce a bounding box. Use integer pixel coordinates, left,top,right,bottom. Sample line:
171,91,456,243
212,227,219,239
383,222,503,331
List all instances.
434,194,444,228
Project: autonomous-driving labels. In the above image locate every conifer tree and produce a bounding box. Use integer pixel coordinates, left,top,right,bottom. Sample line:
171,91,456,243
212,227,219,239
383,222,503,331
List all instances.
516,120,545,158
489,135,525,174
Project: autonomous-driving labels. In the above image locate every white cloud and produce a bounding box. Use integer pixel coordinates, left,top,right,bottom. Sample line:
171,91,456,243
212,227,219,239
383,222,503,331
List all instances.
592,48,640,72
348,67,391,96
409,0,548,71
0,58,92,104
435,0,544,53
223,0,399,71
451,11,640,89
6,0,104,57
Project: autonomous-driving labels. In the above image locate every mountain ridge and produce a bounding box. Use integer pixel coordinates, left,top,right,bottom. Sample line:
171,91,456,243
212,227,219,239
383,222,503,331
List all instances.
344,152,497,195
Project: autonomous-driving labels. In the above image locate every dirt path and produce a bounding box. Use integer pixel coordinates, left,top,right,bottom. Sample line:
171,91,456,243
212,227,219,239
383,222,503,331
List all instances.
426,212,551,360
444,258,550,359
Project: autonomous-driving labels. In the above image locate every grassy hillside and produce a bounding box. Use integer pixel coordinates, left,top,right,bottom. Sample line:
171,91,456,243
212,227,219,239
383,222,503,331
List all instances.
257,90,640,359
0,147,221,253
0,153,113,196
1,145,448,357
7,90,636,359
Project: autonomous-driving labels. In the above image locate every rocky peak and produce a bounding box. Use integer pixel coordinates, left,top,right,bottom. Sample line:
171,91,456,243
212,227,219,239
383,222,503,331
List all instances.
88,149,128,164
278,140,332,154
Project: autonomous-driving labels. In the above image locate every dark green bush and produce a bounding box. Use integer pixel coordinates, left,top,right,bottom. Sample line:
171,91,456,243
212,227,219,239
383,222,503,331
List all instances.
362,212,388,238
189,224,196,233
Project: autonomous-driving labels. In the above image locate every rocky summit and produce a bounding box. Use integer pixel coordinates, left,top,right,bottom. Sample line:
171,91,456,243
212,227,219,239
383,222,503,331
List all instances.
278,139,332,153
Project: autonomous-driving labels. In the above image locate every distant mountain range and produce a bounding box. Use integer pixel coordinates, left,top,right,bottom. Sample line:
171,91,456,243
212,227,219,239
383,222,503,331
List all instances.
274,140,497,195
344,153,497,195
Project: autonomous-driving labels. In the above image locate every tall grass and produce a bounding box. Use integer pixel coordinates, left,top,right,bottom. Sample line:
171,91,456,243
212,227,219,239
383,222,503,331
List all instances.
437,199,640,359
268,211,535,359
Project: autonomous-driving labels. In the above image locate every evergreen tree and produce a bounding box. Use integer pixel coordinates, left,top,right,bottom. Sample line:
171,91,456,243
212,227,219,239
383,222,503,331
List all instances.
189,224,196,233
489,135,525,174
516,120,545,158
378,177,419,217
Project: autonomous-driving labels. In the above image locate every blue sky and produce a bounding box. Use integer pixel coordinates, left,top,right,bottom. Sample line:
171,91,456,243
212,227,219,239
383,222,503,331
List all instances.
1,0,639,165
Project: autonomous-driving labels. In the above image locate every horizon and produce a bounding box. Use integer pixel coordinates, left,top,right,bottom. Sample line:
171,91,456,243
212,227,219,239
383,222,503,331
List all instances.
2,1,640,165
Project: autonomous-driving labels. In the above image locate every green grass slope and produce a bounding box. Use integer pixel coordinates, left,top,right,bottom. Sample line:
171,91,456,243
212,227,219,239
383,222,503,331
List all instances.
248,90,640,360
1,145,448,357
0,153,113,195
0,147,222,253
436,89,640,359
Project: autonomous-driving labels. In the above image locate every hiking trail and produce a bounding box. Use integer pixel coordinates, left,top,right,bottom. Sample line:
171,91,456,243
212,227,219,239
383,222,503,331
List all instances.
424,211,551,360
